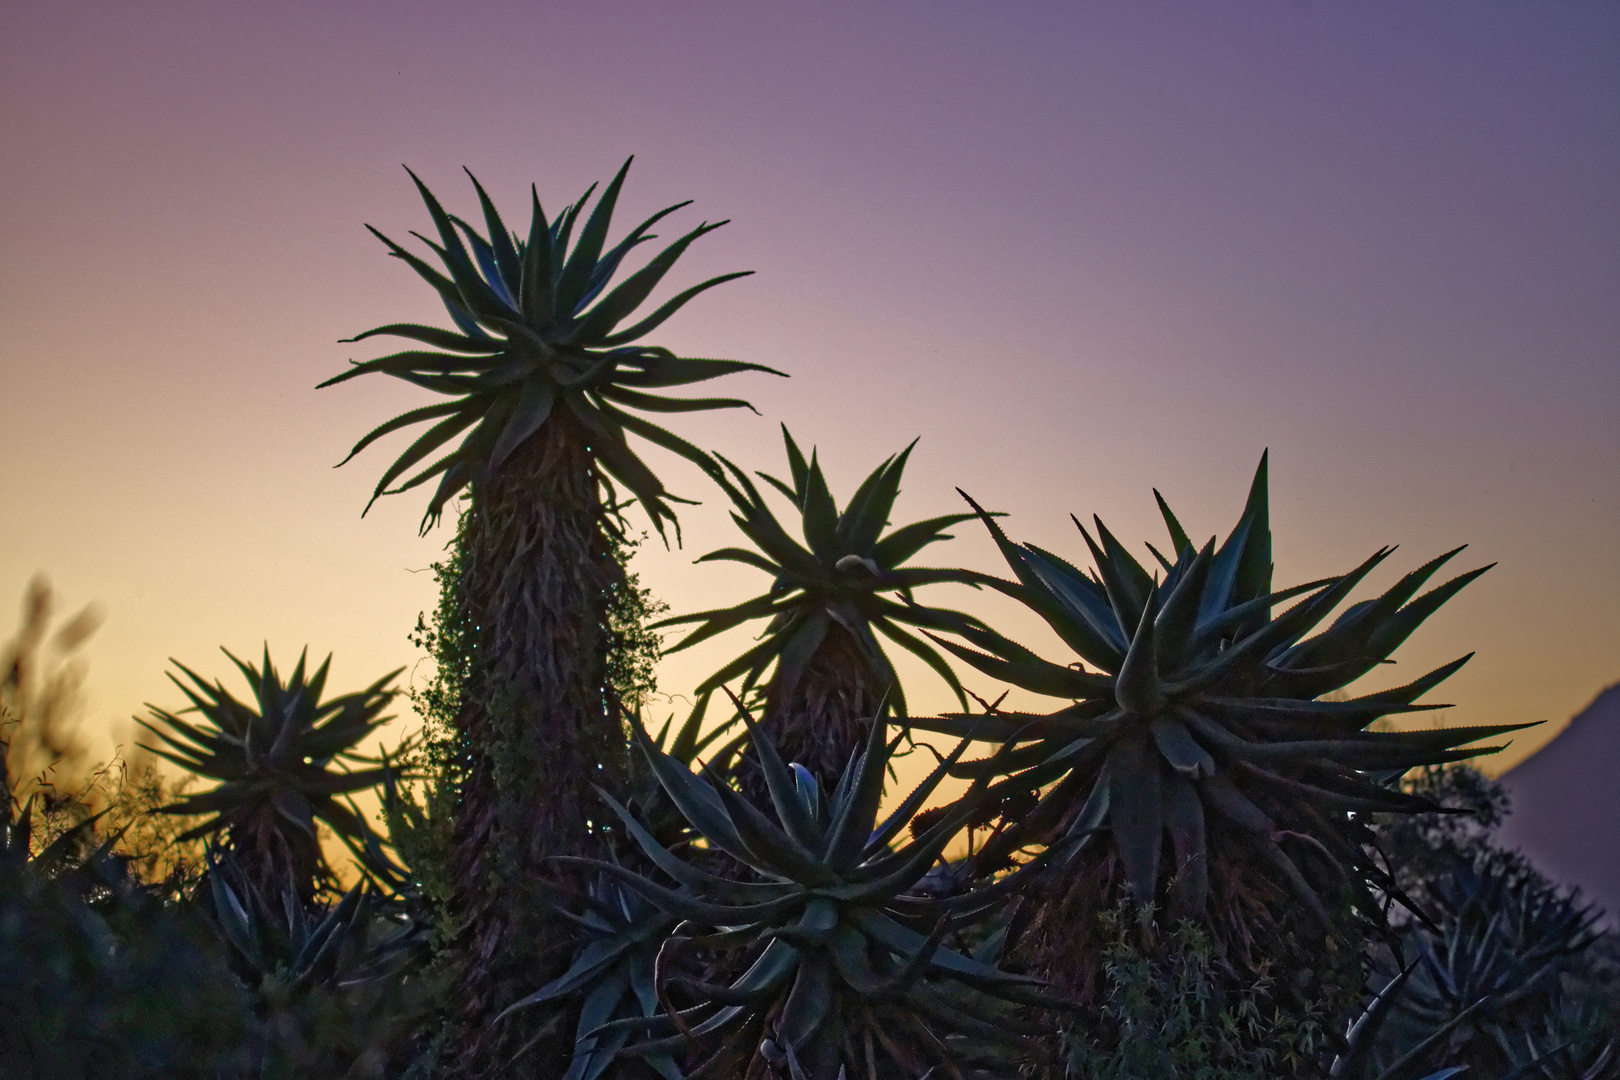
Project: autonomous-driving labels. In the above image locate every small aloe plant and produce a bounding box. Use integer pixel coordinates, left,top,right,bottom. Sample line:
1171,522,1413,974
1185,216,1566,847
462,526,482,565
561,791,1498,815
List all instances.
658,427,992,797
206,849,432,1076
560,706,1053,1080
138,647,401,903
499,873,684,1080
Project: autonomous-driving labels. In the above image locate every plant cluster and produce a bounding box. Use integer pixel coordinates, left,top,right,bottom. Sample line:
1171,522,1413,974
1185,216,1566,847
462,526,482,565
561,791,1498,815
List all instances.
5,160,1614,1080
1344,766,1620,1079
1,602,440,1077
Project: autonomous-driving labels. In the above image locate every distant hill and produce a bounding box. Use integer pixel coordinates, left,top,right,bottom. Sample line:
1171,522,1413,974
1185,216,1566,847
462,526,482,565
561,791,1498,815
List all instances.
1495,682,1620,921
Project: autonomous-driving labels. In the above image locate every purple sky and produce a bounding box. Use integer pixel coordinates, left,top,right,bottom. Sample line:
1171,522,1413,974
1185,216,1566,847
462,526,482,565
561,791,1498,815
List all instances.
2,2,1616,770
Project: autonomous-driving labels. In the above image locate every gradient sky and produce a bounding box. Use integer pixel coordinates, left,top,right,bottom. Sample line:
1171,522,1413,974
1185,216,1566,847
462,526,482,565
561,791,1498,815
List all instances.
2,2,1616,776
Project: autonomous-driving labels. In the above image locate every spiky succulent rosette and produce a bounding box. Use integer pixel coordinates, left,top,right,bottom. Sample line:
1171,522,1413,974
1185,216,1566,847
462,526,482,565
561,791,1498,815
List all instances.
204,849,435,1074
657,427,992,793
499,873,683,1080
138,647,400,902
205,849,420,997
569,709,1053,1080
917,454,1526,929
1371,866,1607,1077
320,157,780,534
487,708,747,1080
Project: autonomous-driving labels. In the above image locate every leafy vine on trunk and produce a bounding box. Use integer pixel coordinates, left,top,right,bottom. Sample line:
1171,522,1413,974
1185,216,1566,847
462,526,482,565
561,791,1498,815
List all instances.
401,430,669,1076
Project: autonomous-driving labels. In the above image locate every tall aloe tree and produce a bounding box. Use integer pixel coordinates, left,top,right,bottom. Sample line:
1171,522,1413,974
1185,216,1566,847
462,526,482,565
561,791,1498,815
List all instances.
657,427,990,793
321,159,775,1075
917,454,1525,1030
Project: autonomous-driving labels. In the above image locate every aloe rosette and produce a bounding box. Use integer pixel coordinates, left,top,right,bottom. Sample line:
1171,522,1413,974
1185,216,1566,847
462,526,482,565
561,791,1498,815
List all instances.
571,709,1051,1079
1373,867,1608,1077
321,157,779,534
658,427,990,791
918,453,1526,928
138,647,400,902
499,873,684,1080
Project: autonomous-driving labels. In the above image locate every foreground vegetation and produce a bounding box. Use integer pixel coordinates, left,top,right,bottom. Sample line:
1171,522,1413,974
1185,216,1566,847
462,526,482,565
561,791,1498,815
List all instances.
4,161,1615,1078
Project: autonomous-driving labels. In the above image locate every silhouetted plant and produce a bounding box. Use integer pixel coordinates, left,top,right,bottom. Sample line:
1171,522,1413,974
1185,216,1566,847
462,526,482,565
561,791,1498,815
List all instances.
13,159,1620,1080
911,454,1520,1057
1362,767,1618,1079
138,647,401,904
553,708,1052,1080
322,159,773,1076
658,427,990,800
3,663,249,1079
205,849,440,1078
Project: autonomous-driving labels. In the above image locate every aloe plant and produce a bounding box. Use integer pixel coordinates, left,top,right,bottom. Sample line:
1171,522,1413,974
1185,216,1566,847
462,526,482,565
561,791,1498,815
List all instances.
1498,1006,1618,1080
321,158,778,536
205,850,434,1077
1368,867,1610,1078
320,160,776,1071
566,707,1051,1080
499,873,683,1080
1331,963,1483,1080
0,822,249,1076
1399,869,1601,1032
658,427,989,795
206,851,419,998
907,453,1526,1045
137,647,399,904
923,455,1519,917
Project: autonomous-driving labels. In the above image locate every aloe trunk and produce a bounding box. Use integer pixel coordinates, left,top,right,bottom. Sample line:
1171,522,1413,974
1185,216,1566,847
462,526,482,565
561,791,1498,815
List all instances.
745,625,885,798
442,417,625,1078
1008,805,1372,1062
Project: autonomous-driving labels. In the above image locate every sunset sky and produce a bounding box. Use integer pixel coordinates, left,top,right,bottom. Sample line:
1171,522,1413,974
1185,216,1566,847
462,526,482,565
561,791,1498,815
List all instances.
2,2,1616,776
